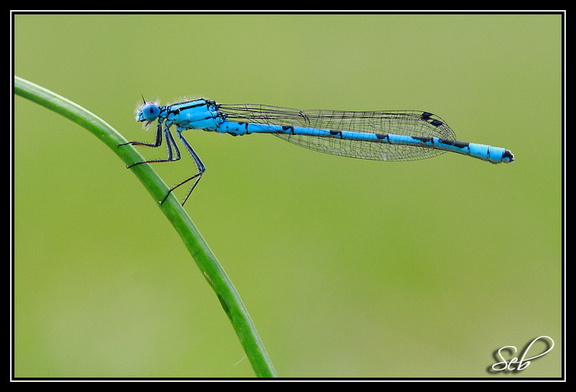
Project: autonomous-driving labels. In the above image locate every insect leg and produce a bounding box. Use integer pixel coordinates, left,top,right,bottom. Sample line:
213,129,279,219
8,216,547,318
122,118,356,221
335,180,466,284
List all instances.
120,123,181,168
159,130,206,205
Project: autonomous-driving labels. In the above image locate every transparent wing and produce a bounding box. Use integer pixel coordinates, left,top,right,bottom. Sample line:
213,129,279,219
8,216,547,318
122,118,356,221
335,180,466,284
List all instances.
219,103,457,161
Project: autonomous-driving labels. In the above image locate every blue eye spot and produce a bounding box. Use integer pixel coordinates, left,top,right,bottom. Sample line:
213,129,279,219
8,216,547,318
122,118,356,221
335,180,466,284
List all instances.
139,103,160,122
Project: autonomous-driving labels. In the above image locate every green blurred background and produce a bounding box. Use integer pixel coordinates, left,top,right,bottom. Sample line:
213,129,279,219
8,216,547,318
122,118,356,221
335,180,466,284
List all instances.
14,13,562,378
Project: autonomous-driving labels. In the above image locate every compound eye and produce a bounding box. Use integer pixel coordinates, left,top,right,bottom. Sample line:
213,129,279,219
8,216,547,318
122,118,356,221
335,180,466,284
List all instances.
140,103,160,122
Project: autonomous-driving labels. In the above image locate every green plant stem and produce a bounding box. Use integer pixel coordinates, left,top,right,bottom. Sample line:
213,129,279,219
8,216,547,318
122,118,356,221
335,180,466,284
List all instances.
14,76,277,378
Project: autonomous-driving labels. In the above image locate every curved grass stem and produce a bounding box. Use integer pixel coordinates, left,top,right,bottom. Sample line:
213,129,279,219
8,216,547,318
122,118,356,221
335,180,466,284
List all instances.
14,76,277,378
